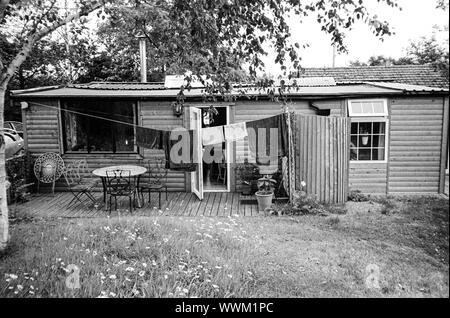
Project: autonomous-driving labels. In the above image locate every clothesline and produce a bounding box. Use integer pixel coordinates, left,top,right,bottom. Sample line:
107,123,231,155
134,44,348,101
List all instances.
25,100,285,132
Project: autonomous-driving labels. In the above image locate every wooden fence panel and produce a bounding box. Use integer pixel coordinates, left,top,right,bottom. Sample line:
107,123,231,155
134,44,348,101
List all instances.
293,115,349,203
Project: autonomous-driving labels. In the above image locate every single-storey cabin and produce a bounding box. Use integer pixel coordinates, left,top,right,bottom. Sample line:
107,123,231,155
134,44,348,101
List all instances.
10,65,449,202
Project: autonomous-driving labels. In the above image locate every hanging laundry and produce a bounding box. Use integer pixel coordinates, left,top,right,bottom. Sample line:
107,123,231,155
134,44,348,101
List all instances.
162,129,197,171
246,114,289,165
202,126,225,146
224,122,248,142
136,126,164,149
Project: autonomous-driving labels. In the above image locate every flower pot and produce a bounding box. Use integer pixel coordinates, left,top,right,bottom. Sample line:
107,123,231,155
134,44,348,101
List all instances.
361,135,369,146
255,191,273,212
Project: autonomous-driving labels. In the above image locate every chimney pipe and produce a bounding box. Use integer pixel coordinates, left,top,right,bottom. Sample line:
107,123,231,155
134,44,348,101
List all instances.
138,36,147,83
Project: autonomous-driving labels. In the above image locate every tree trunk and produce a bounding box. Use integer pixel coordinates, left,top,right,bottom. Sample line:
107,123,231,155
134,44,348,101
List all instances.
0,86,9,252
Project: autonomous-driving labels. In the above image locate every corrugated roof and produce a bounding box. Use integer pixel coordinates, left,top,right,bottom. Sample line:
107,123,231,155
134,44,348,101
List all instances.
67,82,165,90
297,65,449,88
12,83,439,98
365,81,448,93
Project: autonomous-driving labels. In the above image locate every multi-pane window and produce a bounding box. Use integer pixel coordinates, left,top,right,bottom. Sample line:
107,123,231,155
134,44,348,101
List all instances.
61,100,137,154
350,121,386,161
348,99,388,162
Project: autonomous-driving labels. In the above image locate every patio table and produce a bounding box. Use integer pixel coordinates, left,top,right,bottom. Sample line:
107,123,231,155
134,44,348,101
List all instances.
92,165,147,209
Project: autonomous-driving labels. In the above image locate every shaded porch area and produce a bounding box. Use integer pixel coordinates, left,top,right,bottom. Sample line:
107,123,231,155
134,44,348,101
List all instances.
10,192,259,219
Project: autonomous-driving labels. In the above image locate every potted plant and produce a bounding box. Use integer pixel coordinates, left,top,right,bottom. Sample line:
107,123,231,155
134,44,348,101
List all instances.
235,160,258,195
255,175,276,212
360,127,370,146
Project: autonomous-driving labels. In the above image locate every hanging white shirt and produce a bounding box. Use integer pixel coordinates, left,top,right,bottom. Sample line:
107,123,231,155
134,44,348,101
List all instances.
224,122,248,142
202,126,225,146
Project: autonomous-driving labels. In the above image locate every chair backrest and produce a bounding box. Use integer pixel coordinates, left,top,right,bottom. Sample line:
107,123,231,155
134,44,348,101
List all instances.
106,169,132,194
33,152,65,183
76,159,89,176
147,158,168,184
63,162,81,188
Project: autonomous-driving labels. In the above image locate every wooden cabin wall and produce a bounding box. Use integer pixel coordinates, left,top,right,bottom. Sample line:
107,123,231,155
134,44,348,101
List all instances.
348,96,446,195
139,100,186,192
388,97,445,194
233,100,319,192
23,100,60,154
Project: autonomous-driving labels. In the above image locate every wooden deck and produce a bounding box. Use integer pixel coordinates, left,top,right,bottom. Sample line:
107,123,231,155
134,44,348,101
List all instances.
10,191,259,219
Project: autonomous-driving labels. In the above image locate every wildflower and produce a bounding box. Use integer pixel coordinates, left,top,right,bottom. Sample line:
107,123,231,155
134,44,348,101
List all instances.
93,251,98,256
98,291,108,298
215,266,222,269
183,288,189,294
29,291,35,295
212,284,219,289
125,267,135,272
152,260,157,266
139,271,145,277
185,249,190,254
142,263,147,268
109,292,117,297
227,274,233,278
109,275,117,280
164,275,168,280
9,274,18,280
301,181,306,188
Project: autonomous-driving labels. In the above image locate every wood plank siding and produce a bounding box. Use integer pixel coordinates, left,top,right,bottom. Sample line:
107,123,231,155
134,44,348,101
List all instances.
24,100,60,154
388,97,445,194
294,115,349,203
233,100,319,192
349,97,447,195
140,101,186,191
349,162,388,194
21,95,446,197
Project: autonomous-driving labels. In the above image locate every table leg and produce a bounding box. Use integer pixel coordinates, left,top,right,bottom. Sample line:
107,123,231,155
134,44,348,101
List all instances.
100,177,107,203
135,175,142,208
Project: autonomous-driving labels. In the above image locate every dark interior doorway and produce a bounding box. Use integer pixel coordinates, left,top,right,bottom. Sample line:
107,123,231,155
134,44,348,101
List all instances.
201,107,228,191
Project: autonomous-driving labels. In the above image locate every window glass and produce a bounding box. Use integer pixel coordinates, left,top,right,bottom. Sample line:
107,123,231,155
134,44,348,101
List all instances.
349,100,387,116
372,101,385,113
62,100,136,153
361,102,373,114
350,121,386,161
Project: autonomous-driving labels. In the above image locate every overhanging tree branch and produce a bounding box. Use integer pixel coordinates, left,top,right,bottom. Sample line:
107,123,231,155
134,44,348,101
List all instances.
0,1,104,87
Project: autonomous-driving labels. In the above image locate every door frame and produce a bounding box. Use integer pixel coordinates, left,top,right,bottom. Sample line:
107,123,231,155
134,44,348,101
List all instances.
189,104,231,193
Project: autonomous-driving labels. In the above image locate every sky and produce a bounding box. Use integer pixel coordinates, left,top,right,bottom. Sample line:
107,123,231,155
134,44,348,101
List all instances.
262,0,449,75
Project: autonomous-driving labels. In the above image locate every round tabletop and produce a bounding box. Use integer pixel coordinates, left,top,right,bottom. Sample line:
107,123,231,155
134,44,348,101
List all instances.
92,165,147,178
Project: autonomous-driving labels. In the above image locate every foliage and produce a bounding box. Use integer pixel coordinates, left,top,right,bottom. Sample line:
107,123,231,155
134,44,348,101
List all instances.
5,154,32,203
348,190,370,202
256,175,276,195
234,161,259,193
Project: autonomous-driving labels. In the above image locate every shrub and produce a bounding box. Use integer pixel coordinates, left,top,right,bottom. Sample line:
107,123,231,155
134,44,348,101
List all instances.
348,190,370,202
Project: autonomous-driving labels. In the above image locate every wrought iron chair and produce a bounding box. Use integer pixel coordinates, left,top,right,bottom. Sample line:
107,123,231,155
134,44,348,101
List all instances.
105,169,137,214
139,158,168,208
33,152,65,194
63,160,98,208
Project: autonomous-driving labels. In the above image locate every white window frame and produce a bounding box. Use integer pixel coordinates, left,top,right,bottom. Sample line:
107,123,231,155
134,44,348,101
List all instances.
349,99,389,163
348,99,388,117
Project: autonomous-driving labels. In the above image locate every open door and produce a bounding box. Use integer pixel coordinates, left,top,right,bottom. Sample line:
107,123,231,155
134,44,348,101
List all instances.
189,107,204,200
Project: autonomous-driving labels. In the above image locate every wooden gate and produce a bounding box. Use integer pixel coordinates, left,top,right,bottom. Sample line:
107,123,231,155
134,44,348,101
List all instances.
293,115,350,203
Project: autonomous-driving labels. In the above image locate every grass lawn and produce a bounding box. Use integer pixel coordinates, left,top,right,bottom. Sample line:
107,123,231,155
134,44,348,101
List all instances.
0,196,448,298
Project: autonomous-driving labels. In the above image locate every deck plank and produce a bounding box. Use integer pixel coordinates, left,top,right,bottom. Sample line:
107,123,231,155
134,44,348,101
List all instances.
10,190,258,219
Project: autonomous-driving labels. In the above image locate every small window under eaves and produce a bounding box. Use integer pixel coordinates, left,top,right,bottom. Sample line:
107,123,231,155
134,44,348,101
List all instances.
348,99,388,117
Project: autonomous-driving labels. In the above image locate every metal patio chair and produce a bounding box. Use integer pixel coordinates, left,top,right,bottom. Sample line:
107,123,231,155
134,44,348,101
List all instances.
34,152,65,194
139,158,168,208
63,160,98,208
105,169,137,214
